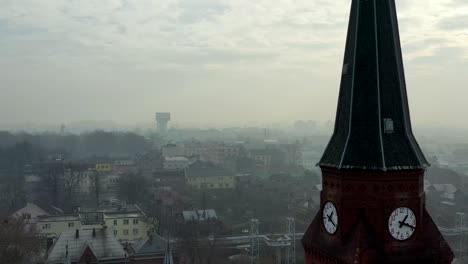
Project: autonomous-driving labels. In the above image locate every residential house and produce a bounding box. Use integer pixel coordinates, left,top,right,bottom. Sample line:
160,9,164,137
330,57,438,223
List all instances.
136,149,164,176
163,157,192,170
46,229,127,264
185,162,236,189
12,202,50,223
153,170,187,190
127,234,175,264
248,149,272,169
38,205,153,243
181,209,218,222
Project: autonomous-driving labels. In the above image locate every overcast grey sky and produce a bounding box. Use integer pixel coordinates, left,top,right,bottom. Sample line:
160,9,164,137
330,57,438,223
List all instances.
0,0,467,129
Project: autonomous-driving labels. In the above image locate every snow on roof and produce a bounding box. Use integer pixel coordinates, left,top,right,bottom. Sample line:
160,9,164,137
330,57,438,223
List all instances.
47,229,126,263
182,209,217,221
430,184,458,200
12,203,49,219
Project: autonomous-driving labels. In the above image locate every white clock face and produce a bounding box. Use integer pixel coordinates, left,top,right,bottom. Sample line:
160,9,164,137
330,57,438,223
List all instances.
388,207,416,241
322,202,338,234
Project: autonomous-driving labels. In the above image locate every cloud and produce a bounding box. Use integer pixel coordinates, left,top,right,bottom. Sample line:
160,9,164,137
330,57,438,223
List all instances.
0,0,467,128
437,15,468,31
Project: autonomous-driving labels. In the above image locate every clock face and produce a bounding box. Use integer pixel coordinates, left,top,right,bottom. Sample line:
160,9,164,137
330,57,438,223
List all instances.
322,202,338,234
388,207,416,241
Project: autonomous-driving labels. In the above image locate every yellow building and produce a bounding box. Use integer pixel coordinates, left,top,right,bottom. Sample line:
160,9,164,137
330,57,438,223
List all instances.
38,215,82,238
186,164,236,189
104,212,152,241
37,205,154,242
95,163,112,172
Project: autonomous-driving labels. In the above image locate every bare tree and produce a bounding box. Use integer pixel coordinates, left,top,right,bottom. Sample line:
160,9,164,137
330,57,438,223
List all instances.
0,217,45,264
177,219,227,264
63,169,81,203
0,178,25,214
39,163,63,207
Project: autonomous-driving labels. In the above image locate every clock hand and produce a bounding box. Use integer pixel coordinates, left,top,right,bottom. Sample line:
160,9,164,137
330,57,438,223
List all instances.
399,215,408,228
327,213,336,227
399,222,415,230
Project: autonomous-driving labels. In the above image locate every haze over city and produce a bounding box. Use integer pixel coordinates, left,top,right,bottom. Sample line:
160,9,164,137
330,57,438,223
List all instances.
2,0,468,263
1,0,468,130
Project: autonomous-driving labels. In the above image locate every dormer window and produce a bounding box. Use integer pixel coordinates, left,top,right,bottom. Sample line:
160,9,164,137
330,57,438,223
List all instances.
342,63,350,75
384,118,394,133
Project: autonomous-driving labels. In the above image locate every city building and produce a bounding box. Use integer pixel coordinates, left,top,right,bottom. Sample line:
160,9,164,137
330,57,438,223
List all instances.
297,149,322,171
113,159,137,174
37,205,153,243
161,144,185,158
38,215,82,238
46,229,127,264
11,203,50,229
301,0,453,263
153,169,187,190
181,209,217,222
105,211,152,242
127,234,175,264
95,163,113,173
185,162,236,189
248,149,272,169
156,112,171,134
136,149,164,175
163,157,191,170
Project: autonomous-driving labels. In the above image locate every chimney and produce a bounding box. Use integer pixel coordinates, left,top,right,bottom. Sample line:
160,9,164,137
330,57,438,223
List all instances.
75,229,79,239
92,228,96,238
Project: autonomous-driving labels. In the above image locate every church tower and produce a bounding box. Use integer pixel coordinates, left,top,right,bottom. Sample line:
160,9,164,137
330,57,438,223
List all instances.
301,0,454,263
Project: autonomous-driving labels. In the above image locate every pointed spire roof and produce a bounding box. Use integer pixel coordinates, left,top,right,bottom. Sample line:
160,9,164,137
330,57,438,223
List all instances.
319,0,428,170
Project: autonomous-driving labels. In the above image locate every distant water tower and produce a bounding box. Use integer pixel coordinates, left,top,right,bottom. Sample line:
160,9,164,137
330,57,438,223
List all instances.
156,112,171,134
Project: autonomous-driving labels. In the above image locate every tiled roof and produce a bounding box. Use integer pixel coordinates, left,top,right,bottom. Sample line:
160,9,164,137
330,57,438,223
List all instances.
12,203,49,219
47,229,126,263
182,209,217,221
133,235,168,254
185,166,231,178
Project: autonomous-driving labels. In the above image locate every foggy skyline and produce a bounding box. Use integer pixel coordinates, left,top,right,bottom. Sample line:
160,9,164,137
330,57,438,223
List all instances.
1,0,467,129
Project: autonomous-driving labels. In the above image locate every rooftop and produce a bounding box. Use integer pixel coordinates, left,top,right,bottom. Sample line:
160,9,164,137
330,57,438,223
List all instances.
104,213,144,219
38,215,80,222
185,165,231,178
182,209,217,221
47,229,126,263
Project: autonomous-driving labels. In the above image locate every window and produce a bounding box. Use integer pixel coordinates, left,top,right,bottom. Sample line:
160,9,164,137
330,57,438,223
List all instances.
133,229,139,235
113,229,118,236
123,219,129,225
43,224,51,229
113,220,117,226
342,63,350,75
384,118,394,133
123,229,129,235
133,219,139,225
68,222,74,228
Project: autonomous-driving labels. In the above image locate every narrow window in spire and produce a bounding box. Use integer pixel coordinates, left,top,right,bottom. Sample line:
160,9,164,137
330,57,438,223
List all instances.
342,63,350,75
384,118,394,133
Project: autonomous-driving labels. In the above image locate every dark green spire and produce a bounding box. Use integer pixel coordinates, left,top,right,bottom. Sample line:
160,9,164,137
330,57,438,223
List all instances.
319,0,428,170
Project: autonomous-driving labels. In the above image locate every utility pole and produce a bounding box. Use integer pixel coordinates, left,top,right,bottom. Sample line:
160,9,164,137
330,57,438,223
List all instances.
286,217,296,264
250,219,260,264
456,212,467,259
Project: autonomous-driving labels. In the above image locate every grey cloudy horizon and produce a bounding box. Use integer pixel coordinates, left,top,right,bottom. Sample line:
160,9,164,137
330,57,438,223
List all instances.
1,0,467,129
